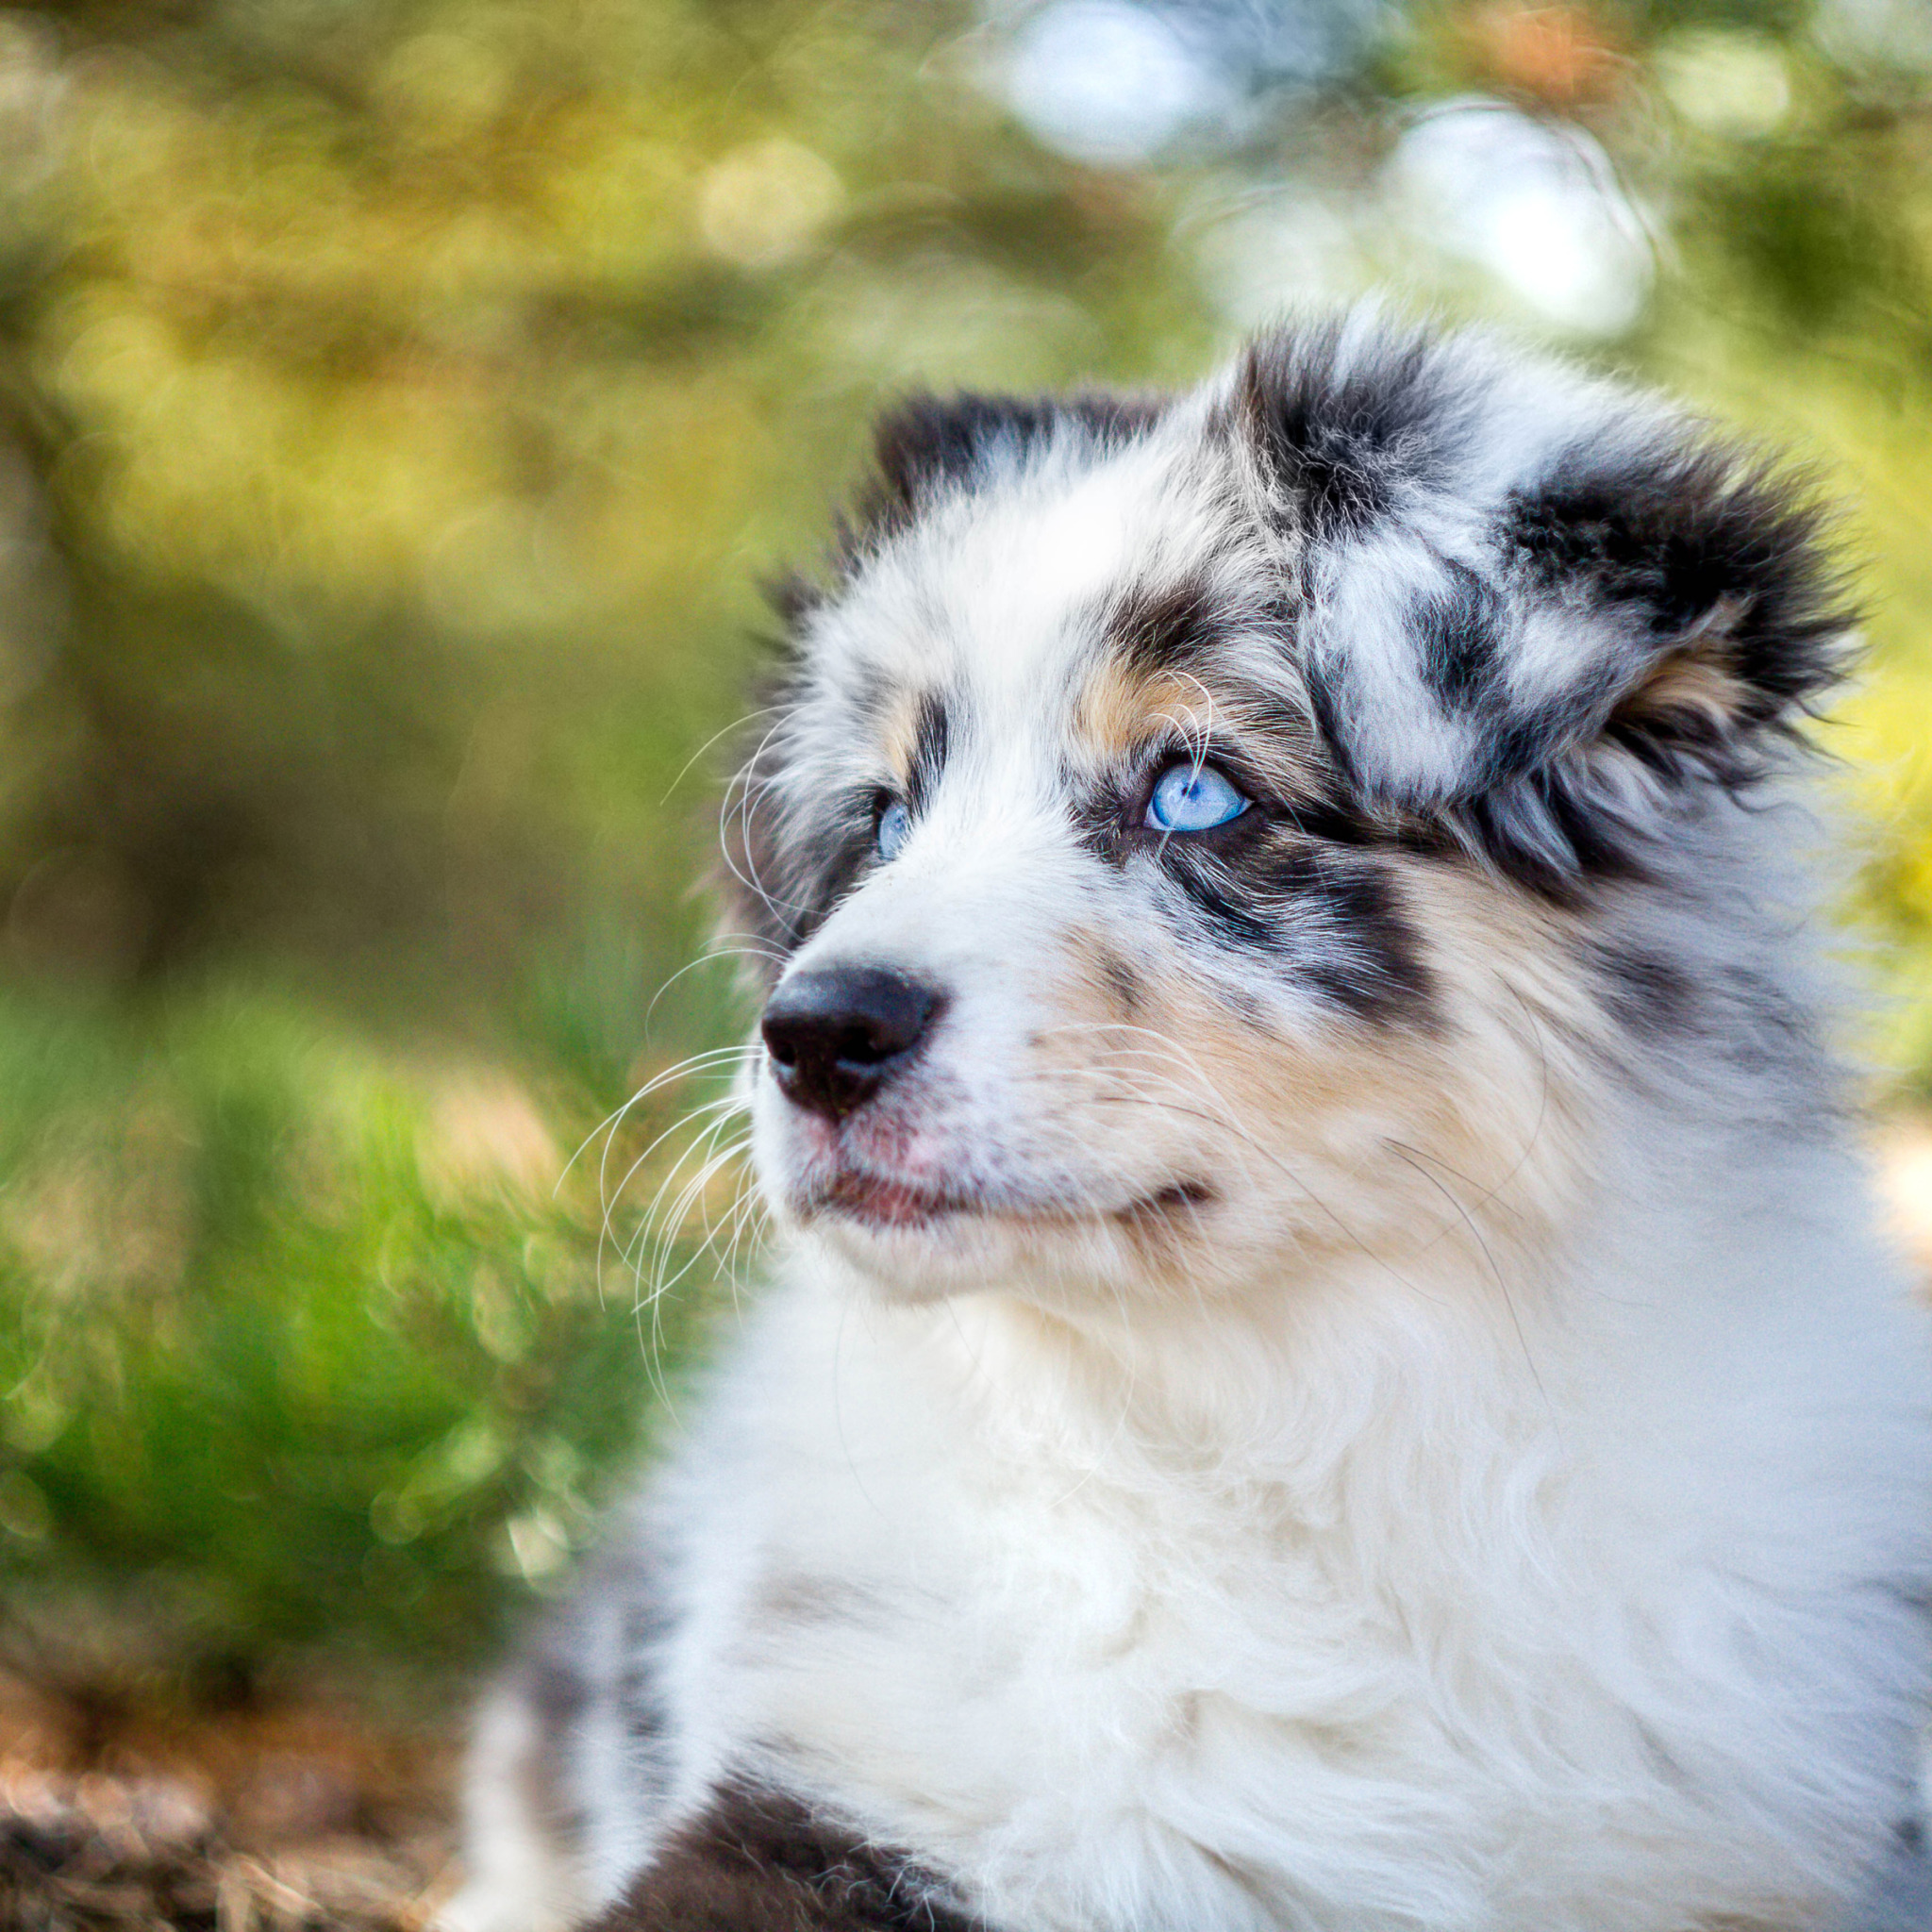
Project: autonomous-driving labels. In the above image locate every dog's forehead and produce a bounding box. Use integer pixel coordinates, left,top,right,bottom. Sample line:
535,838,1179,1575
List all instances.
808,426,1242,727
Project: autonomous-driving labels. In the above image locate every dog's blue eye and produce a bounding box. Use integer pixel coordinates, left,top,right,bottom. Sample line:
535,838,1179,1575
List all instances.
1146,763,1248,833
876,799,910,860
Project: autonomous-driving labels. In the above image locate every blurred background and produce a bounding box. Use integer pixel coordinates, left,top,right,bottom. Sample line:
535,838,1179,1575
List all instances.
0,0,1929,1918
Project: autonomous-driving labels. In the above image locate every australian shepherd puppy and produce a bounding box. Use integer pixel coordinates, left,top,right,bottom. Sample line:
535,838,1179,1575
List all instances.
450,312,1932,1932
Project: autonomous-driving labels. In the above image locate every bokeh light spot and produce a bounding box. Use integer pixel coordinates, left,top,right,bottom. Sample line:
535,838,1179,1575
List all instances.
999,0,1235,164
697,139,843,269
1392,99,1652,335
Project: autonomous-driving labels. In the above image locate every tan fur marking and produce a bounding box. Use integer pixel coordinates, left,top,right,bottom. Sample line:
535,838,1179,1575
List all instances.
1074,657,1211,764
1075,652,1330,806
1034,841,1605,1302
876,686,927,784
1062,927,1147,1022
1615,595,1753,734
1618,650,1750,734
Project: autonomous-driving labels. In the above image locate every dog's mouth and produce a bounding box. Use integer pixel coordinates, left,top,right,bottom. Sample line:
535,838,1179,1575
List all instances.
803,1169,1214,1234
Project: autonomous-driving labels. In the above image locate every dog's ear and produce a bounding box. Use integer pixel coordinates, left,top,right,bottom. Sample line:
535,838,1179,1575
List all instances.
1448,448,1853,891
853,390,1167,545
1237,336,1853,895
867,393,1066,524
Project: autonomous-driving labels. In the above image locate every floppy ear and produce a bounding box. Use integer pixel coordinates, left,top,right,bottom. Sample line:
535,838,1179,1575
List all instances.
1446,446,1853,891
1227,325,1855,893
866,392,1068,522
1274,414,1852,897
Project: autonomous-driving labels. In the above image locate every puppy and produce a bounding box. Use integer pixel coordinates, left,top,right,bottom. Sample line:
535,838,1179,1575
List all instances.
449,311,1932,1932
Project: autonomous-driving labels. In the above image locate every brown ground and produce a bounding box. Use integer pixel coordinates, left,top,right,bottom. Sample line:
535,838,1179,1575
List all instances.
0,1662,460,1930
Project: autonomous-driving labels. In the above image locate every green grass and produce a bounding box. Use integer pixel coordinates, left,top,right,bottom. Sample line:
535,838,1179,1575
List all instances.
0,978,749,1682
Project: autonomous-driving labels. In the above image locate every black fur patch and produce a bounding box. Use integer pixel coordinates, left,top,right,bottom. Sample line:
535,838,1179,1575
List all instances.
1585,940,1823,1090
853,390,1167,555
1104,575,1221,679
1163,841,1273,949
1415,559,1507,712
1709,963,1818,1080
1281,850,1436,1021
1496,441,1852,804
906,690,951,815
1159,836,1437,1025
1455,762,1651,906
1227,322,1454,542
586,1780,984,1932
1503,445,1849,727
1280,789,1415,854
1588,940,1698,1039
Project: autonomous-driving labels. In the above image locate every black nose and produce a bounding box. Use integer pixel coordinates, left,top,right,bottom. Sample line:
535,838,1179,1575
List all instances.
760,966,942,1123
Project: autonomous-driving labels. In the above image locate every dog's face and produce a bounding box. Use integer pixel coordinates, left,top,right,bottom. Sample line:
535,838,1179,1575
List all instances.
726,317,1844,1307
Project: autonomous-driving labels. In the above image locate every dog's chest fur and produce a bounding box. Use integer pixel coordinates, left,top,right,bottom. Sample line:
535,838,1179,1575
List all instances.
624,1200,1921,1932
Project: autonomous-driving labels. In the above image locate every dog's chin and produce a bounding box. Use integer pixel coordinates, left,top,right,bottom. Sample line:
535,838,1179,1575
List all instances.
811,1208,1048,1301
777,1168,1219,1302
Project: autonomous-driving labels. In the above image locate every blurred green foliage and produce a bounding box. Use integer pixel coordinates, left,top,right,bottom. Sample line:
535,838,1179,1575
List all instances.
1,0,1929,1686
0,980,729,1674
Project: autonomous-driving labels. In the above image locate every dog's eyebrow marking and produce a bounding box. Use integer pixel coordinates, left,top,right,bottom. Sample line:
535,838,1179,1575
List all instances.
1104,575,1221,679
906,689,950,812
1072,655,1221,772
878,686,952,810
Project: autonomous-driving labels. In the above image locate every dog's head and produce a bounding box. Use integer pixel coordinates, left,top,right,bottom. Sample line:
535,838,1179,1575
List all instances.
723,313,1849,1307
